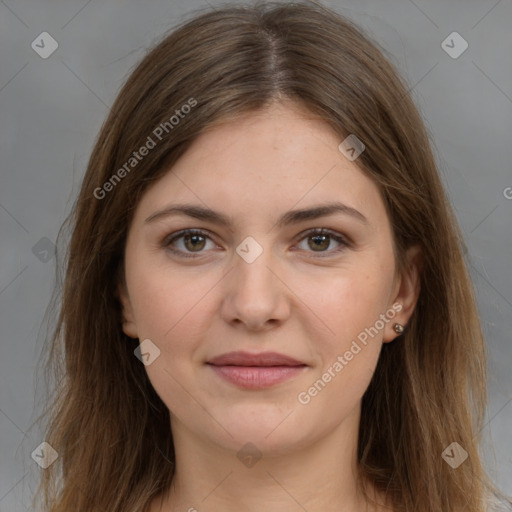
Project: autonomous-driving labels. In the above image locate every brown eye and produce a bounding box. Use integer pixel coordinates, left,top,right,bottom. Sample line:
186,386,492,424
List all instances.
307,233,331,251
163,229,216,258
183,233,206,252
296,228,349,256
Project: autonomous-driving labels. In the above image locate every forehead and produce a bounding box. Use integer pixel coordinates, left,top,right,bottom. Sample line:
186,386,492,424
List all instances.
135,102,386,228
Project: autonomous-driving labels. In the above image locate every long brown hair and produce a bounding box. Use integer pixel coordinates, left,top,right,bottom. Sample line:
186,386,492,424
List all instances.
35,1,510,511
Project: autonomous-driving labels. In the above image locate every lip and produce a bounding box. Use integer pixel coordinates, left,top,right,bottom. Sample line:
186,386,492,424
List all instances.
207,351,307,390
208,351,304,367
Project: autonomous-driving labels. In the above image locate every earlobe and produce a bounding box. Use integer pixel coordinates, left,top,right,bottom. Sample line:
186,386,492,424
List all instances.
384,245,422,343
117,281,139,339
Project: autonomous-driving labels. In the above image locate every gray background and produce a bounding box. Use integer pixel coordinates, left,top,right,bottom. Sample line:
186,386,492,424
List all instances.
1,0,511,509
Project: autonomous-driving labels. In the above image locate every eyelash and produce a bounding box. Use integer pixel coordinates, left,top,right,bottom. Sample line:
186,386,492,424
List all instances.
162,228,350,259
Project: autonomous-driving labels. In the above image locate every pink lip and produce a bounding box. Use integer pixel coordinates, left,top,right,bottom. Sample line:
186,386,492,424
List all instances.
207,351,307,390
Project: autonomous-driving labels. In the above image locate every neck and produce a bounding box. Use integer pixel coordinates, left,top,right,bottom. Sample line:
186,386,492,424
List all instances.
151,406,387,512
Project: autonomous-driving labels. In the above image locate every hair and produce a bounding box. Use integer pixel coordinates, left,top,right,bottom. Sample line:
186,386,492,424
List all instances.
34,1,511,511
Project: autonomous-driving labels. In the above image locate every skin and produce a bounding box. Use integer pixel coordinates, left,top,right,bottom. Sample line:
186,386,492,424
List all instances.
119,100,421,512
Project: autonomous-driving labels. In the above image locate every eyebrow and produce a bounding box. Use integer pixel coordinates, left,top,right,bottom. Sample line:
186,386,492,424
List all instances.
144,201,368,228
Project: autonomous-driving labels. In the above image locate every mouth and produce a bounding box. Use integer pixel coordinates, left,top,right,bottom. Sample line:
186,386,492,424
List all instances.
206,351,307,390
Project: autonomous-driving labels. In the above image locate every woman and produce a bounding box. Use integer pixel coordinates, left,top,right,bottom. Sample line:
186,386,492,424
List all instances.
35,2,511,511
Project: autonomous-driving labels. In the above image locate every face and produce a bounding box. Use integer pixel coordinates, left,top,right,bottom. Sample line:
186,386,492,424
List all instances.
119,100,420,457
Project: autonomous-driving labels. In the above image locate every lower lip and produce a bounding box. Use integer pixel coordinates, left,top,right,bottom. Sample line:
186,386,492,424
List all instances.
208,365,306,389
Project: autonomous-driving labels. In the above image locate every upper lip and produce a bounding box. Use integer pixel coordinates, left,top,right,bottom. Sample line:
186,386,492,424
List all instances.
207,351,306,367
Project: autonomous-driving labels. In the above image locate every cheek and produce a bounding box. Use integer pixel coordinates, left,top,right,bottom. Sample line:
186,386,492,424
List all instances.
299,266,392,395
126,262,220,414
305,267,392,348
296,277,386,415
126,254,222,357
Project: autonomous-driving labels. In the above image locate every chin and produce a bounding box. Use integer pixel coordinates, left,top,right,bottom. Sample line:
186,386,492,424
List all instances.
204,407,314,454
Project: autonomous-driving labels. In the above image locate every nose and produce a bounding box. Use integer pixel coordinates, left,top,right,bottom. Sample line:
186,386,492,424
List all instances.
219,242,291,332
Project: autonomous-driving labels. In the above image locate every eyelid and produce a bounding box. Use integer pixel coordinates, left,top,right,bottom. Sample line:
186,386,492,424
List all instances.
162,227,351,258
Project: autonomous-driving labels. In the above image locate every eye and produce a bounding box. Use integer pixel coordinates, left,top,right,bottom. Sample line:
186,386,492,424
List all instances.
162,229,218,258
294,228,349,256
162,227,349,259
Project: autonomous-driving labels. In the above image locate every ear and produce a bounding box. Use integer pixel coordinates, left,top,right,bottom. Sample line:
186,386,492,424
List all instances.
383,245,422,343
117,280,139,339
